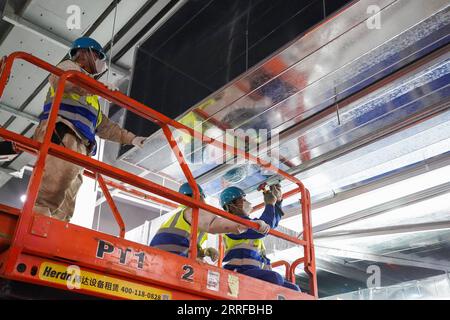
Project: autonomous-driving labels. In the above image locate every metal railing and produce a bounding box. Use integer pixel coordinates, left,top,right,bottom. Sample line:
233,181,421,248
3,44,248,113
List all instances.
272,260,292,282
0,52,317,297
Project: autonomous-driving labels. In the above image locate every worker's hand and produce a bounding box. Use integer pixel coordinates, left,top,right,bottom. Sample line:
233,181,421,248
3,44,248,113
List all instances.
204,247,219,262
132,136,146,148
103,81,119,91
270,183,283,202
263,190,277,206
254,219,271,234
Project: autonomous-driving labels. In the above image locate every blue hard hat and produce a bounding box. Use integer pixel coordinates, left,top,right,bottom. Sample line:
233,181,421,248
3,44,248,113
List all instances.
69,37,106,61
179,182,205,198
220,186,246,209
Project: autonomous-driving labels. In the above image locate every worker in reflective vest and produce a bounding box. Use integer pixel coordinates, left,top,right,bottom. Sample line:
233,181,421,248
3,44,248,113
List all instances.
150,183,271,261
33,37,146,222
220,185,300,291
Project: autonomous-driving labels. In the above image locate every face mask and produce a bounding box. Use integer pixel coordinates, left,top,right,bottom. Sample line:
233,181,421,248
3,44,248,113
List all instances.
242,200,252,215
228,200,251,216
87,48,108,78
95,59,107,75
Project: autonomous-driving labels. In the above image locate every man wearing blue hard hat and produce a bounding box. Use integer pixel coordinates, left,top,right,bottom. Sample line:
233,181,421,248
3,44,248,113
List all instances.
220,184,301,291
150,182,270,262
33,37,147,222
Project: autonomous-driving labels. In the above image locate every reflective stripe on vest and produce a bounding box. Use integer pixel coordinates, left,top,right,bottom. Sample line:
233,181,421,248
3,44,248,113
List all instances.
40,86,102,144
223,235,267,269
151,207,207,256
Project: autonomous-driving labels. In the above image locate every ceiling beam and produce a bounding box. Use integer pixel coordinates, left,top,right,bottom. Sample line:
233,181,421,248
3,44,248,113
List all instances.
0,102,39,124
315,221,450,241
279,151,450,233
312,257,406,285
315,245,450,272
310,149,450,211
311,181,450,234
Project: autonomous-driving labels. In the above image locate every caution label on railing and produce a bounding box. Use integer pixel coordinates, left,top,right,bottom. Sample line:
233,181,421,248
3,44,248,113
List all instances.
38,261,172,300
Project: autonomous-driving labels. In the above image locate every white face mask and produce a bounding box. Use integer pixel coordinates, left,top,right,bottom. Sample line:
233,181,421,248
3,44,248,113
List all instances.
95,59,107,75
87,48,107,78
242,200,253,215
228,199,252,216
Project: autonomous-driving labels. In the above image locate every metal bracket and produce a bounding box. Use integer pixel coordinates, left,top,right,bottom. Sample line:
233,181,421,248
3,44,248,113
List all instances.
30,215,51,238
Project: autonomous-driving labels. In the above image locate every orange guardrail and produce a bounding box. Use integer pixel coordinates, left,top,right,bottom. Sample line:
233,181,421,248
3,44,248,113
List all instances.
0,52,317,298
271,260,292,282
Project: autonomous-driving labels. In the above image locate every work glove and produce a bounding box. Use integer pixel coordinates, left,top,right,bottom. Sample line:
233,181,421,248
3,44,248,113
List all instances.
204,247,219,262
254,219,271,234
270,183,283,202
263,190,277,205
132,136,146,148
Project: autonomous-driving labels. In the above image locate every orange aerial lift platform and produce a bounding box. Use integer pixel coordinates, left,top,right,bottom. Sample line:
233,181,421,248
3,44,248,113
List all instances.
0,52,317,300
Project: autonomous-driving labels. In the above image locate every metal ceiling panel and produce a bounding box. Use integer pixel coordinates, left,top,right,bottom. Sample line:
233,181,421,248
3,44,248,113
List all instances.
294,110,450,198
0,26,67,112
125,44,450,201
0,112,10,125
265,55,450,196
120,0,450,192
316,228,450,259
319,192,450,234
242,107,450,208
22,0,113,41
12,83,49,117
3,118,33,135
279,163,450,233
